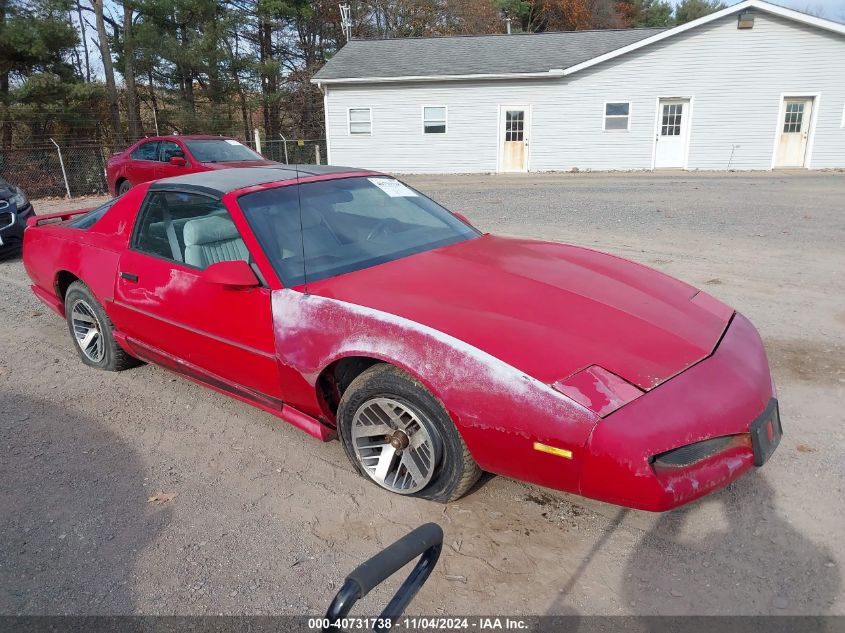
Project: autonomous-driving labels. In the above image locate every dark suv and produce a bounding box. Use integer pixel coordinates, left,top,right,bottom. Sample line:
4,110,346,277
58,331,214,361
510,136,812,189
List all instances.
0,178,34,258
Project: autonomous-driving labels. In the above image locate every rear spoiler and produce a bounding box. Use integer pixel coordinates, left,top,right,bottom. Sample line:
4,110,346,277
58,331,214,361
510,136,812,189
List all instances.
27,208,93,228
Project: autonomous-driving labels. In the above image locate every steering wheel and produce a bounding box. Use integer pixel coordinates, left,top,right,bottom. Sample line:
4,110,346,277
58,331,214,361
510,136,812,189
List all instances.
366,218,399,241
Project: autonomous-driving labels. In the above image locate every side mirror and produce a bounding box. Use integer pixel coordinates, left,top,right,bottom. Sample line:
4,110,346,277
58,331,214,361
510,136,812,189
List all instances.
169,156,187,167
453,211,472,226
203,260,259,289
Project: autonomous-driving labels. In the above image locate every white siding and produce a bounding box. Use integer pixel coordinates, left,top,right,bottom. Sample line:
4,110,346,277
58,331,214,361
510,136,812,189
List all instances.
324,12,845,172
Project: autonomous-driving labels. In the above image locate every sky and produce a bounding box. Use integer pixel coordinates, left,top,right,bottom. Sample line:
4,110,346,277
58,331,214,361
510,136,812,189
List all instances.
675,0,845,21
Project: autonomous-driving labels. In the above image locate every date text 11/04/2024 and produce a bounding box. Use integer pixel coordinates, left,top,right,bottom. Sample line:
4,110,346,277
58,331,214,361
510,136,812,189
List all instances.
307,618,529,630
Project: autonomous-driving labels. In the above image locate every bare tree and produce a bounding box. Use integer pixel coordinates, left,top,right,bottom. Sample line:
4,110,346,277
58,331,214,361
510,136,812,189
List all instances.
75,0,91,81
123,0,140,139
91,0,124,143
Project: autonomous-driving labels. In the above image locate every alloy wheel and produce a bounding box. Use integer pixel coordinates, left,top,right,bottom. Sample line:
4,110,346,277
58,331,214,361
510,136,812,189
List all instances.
350,397,439,494
71,299,104,363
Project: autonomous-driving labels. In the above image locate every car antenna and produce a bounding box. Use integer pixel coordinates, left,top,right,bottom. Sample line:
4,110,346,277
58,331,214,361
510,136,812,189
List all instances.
295,162,308,294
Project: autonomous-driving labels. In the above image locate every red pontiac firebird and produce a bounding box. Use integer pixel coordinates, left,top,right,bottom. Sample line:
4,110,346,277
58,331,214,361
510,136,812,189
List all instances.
106,135,277,197
23,167,782,511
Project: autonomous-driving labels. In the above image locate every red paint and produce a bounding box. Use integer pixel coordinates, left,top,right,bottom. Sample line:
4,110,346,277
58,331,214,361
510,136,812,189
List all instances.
28,208,93,227
304,234,731,391
23,171,779,511
110,248,282,401
30,284,64,316
552,365,643,417
579,313,773,510
105,135,277,195
202,260,261,288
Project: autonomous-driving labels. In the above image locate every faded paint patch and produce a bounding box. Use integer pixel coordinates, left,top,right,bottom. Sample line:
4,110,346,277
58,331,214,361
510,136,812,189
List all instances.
659,449,752,505
271,289,596,447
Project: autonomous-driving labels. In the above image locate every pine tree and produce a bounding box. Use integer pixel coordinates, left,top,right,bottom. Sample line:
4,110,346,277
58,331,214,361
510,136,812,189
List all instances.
0,0,78,147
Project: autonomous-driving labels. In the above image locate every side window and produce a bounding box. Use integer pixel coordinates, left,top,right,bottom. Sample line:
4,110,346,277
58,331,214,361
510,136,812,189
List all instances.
348,108,372,135
132,191,250,270
422,106,447,134
159,141,185,163
130,141,159,161
604,102,630,131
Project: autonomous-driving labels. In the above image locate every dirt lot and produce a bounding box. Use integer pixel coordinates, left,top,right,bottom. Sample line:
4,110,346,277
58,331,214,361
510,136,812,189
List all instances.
1,171,843,617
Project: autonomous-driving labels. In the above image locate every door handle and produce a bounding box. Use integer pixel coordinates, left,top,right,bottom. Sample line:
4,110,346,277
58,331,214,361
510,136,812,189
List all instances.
120,272,139,282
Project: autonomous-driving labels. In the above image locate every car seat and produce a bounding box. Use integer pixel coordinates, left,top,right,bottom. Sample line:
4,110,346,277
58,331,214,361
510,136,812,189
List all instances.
183,215,250,268
274,201,342,260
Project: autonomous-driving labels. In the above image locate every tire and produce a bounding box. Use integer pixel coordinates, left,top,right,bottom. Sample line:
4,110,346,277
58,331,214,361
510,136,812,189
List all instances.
64,281,138,371
338,364,481,503
117,179,131,196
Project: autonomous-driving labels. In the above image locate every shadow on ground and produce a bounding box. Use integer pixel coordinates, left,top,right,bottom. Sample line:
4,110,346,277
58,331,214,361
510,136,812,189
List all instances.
0,392,168,614
621,473,840,615
545,472,840,618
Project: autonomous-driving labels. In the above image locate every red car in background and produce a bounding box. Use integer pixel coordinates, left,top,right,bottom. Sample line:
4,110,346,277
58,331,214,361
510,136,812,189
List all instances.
106,135,277,196
22,166,782,511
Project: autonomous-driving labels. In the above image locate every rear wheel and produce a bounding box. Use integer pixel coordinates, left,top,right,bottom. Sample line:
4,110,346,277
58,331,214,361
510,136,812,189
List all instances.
117,179,131,196
338,364,481,502
64,281,137,371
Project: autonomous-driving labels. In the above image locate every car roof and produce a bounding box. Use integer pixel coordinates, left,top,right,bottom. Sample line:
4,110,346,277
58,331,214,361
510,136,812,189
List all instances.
148,165,379,196
141,135,238,141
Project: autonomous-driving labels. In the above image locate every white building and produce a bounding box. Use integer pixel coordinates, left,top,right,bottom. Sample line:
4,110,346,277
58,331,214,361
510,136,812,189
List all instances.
312,0,845,173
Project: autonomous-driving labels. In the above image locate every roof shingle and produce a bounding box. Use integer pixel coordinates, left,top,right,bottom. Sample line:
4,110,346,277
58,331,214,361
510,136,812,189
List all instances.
313,28,666,81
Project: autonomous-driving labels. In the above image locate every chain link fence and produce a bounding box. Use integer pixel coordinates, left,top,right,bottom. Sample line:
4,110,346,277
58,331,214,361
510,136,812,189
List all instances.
244,138,328,165
0,137,327,199
0,144,112,199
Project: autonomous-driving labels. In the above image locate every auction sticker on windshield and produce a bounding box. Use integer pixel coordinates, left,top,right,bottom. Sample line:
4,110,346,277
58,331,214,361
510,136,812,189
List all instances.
368,177,418,197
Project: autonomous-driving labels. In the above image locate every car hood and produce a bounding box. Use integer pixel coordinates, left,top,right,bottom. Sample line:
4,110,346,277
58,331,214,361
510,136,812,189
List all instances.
202,159,278,169
307,234,733,391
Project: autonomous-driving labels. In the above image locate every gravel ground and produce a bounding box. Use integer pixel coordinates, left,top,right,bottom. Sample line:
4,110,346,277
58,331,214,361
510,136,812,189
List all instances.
1,171,843,617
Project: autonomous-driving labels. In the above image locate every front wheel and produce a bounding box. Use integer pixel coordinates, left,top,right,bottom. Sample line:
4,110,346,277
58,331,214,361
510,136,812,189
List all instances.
117,179,131,196
338,364,481,502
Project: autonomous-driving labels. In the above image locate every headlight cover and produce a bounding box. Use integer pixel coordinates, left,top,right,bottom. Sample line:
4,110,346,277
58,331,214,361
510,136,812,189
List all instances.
10,188,29,210
552,365,644,417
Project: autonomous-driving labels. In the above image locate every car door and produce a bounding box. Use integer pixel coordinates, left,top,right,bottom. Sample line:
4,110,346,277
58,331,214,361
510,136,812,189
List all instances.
110,188,283,405
155,140,191,180
127,141,160,185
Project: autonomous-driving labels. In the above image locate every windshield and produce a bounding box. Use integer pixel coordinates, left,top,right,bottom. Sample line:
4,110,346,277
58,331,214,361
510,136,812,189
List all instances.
183,139,263,163
239,176,479,286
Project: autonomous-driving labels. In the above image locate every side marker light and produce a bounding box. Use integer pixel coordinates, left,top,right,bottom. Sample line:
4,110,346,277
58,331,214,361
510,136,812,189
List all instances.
533,442,573,460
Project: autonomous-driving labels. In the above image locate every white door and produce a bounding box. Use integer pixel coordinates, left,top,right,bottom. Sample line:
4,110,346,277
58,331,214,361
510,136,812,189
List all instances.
775,98,813,168
499,107,529,172
654,99,691,168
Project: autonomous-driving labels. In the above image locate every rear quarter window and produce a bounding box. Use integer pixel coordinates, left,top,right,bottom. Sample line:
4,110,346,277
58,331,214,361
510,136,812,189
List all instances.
65,200,117,230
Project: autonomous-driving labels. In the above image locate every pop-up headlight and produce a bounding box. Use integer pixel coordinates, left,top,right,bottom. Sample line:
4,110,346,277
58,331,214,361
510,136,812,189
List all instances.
552,365,644,417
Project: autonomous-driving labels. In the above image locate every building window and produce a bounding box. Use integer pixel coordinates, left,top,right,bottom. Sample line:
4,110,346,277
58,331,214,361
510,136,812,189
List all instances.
348,108,372,135
423,106,447,134
505,110,524,141
661,103,682,135
604,102,630,131
783,101,805,133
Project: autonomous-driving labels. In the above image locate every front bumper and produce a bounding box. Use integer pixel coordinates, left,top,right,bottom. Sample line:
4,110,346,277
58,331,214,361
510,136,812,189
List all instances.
578,312,779,511
0,203,32,256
